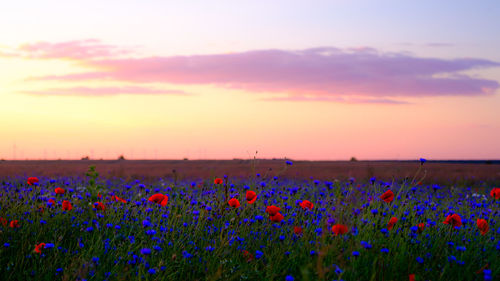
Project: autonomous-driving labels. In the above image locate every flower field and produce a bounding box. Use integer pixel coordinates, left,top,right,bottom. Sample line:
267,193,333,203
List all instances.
0,162,498,281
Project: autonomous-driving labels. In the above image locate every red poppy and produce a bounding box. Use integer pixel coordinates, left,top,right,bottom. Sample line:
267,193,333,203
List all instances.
148,193,168,206
0,217,7,226
409,274,415,281
270,212,284,222
228,198,240,208
417,223,426,233
242,250,254,262
9,220,20,228
112,195,127,203
54,187,65,194
38,205,45,213
331,224,349,235
34,243,46,254
443,214,462,228
48,199,56,206
214,178,223,184
62,200,72,211
387,217,398,230
97,193,102,199
380,190,394,203
27,177,39,186
299,200,314,210
93,202,106,211
490,188,500,200
476,219,489,235
265,205,281,216
246,191,257,204
294,226,303,235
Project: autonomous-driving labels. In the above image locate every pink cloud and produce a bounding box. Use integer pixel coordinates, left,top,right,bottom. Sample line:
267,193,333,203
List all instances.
31,47,499,98
4,39,131,60
19,86,189,97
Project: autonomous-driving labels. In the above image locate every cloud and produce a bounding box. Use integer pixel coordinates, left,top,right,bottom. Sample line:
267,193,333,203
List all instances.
8,40,499,99
34,47,500,98
425,42,454,47
19,86,190,97
261,95,410,104
2,39,131,60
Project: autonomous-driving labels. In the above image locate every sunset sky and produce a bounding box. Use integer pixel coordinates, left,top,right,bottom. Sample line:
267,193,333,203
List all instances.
1,0,499,160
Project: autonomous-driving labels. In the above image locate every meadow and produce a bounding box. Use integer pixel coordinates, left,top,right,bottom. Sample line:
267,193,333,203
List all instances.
0,160,498,281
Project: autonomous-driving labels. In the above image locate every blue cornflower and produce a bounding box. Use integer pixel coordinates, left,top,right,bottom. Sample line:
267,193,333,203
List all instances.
310,250,316,256
45,243,54,249
352,251,360,257
182,250,192,258
255,250,263,259
448,255,456,262
205,246,215,252
142,220,151,228
92,257,99,263
380,228,388,234
148,268,156,275
420,158,426,165
410,226,418,233
141,248,151,255
380,248,389,253
3,243,9,248
286,160,293,165
416,257,424,264
371,209,378,215
85,227,94,232
285,275,294,281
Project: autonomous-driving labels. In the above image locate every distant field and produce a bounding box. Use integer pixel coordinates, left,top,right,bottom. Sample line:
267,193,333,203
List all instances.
1,160,499,185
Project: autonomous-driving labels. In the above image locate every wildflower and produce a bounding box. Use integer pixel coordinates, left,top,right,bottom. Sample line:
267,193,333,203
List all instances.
352,251,360,257
294,226,303,235
0,217,8,226
286,160,293,165
246,191,257,204
299,200,314,210
416,257,424,263
285,275,294,281
93,202,106,211
380,190,394,203
443,214,462,228
387,217,398,230
242,250,254,262
490,188,500,200
62,200,72,211
9,220,19,228
54,187,65,194
148,268,156,275
419,158,426,165
409,274,416,281
27,177,39,186
112,195,127,203
255,250,263,259
477,219,489,235
331,224,348,235
266,205,281,216
141,248,152,255
417,223,425,233
148,194,168,206
214,178,223,184
34,243,45,254
270,213,284,222
380,248,389,253
48,199,55,206
228,198,240,208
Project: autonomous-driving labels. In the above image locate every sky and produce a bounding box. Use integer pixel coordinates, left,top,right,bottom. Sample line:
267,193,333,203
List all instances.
1,0,499,160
